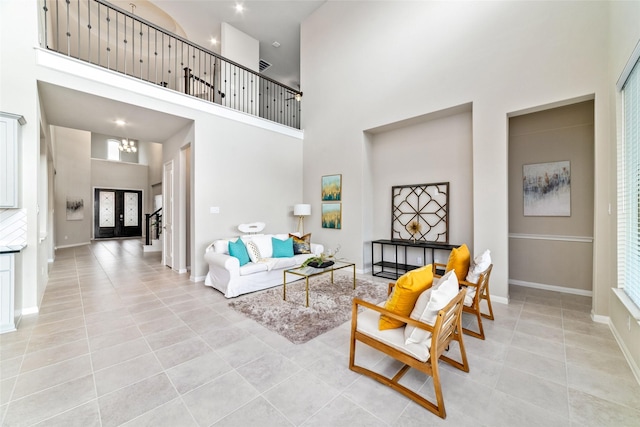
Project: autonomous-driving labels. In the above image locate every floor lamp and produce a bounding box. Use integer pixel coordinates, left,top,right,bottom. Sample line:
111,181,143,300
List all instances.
294,204,311,235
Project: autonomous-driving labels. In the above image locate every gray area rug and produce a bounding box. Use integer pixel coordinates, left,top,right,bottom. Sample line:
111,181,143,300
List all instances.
228,277,388,344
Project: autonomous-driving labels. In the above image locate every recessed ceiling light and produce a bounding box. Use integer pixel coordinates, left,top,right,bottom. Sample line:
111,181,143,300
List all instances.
115,120,126,126
235,4,244,13
272,41,281,48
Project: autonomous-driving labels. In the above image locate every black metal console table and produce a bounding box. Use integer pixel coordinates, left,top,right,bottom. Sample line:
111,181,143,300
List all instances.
371,239,458,280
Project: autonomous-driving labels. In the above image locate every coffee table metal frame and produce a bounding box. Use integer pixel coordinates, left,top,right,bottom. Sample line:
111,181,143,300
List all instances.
283,260,356,307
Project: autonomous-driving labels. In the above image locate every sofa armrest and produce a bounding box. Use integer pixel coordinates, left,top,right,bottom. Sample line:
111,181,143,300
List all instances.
204,250,240,284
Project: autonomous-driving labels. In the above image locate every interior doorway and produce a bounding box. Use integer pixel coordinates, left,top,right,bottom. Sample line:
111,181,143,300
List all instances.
94,188,143,238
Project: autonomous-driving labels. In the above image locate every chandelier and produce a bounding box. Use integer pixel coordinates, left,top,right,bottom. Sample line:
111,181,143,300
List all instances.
119,138,137,153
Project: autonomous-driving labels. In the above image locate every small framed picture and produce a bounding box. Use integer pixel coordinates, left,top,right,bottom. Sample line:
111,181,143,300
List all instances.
321,174,342,201
523,161,571,216
322,203,342,229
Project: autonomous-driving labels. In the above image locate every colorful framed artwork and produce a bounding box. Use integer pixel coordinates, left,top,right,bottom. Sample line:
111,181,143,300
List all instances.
523,160,571,216
321,174,342,201
322,203,342,229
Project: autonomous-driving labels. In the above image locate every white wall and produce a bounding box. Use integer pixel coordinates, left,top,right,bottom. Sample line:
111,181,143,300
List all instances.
301,1,612,307
368,109,473,268
53,127,92,247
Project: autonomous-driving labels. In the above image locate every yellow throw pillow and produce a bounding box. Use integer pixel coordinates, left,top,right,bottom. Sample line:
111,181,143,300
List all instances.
379,265,434,330
446,244,470,282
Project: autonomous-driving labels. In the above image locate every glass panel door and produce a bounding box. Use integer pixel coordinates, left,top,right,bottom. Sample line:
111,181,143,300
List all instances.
94,188,142,238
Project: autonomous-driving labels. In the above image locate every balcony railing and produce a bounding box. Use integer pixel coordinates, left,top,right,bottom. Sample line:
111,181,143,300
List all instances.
40,0,302,129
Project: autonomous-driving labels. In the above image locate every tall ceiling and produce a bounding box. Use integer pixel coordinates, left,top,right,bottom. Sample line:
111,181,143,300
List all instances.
40,0,325,145
112,0,327,90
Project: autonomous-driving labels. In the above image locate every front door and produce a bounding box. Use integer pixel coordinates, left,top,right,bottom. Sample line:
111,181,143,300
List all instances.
94,188,142,238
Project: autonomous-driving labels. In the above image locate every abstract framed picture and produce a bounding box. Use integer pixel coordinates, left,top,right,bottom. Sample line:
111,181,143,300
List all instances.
523,161,571,216
321,174,342,201
66,197,84,220
322,202,342,229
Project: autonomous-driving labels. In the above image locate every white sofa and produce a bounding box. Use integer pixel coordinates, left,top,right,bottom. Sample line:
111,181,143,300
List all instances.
204,233,324,298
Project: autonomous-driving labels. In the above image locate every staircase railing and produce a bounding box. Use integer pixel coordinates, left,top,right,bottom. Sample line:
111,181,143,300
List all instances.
40,0,302,129
145,207,162,246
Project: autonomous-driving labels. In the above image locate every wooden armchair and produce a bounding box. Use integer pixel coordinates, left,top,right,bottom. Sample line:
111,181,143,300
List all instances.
349,287,468,419
434,263,494,340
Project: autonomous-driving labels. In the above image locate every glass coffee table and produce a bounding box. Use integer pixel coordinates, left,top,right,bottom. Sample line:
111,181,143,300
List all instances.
283,260,356,307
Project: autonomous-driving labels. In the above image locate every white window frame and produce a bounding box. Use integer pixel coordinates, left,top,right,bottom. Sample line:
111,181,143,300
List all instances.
107,139,121,161
618,40,640,311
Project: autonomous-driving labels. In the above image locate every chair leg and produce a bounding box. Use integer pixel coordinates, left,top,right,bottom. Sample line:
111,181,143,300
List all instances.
481,292,495,320
462,309,485,340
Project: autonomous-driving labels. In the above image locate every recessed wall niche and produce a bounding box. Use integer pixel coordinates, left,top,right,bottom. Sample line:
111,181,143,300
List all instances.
366,103,473,267
508,99,595,294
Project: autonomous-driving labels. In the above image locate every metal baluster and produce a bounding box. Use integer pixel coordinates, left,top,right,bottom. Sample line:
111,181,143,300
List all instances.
123,14,127,75
42,0,49,49
139,22,143,80
106,8,110,69
87,0,91,63
76,0,80,58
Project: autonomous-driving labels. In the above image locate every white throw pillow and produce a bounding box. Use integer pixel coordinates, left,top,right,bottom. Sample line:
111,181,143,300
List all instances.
404,270,459,346
466,249,491,283
245,240,263,263
249,235,273,258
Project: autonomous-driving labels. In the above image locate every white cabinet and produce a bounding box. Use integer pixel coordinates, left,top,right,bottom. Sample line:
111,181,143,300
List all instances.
0,112,25,208
0,253,16,334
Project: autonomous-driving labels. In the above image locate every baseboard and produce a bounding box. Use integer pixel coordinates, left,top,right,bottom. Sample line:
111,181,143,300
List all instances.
54,242,91,250
591,312,609,324
193,275,206,282
509,279,592,297
609,317,640,385
491,295,509,305
21,306,39,315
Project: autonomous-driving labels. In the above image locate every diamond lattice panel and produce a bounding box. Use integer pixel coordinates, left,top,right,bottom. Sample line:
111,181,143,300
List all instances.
99,192,115,227
124,192,138,227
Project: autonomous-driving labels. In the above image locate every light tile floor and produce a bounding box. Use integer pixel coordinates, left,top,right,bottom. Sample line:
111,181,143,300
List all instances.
1,239,639,426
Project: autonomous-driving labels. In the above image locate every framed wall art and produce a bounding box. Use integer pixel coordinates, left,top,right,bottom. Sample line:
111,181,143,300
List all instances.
321,202,342,229
66,197,84,221
321,174,342,201
523,161,571,216
391,182,449,243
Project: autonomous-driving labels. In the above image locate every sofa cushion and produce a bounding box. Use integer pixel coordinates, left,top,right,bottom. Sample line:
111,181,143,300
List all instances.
248,235,273,258
289,233,311,254
228,238,250,266
270,257,298,269
379,264,433,330
213,240,230,254
272,237,294,258
404,270,459,346
239,262,269,275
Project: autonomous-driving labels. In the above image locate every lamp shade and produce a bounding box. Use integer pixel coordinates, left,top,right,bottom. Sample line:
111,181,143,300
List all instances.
294,204,311,216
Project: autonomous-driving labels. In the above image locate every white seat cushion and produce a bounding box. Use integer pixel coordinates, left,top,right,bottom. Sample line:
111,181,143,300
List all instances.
357,303,431,362
239,262,268,275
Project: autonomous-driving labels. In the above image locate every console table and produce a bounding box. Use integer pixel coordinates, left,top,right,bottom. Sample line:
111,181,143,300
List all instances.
371,239,458,280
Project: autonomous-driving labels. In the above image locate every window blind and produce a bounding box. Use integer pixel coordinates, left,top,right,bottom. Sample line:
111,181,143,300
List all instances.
622,58,640,308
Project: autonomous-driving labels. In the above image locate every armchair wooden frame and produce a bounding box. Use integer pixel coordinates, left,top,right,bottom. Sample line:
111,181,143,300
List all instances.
349,287,469,419
434,263,495,340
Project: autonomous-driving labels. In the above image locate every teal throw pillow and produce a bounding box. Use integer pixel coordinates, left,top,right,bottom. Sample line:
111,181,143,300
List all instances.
228,238,250,266
272,237,294,258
